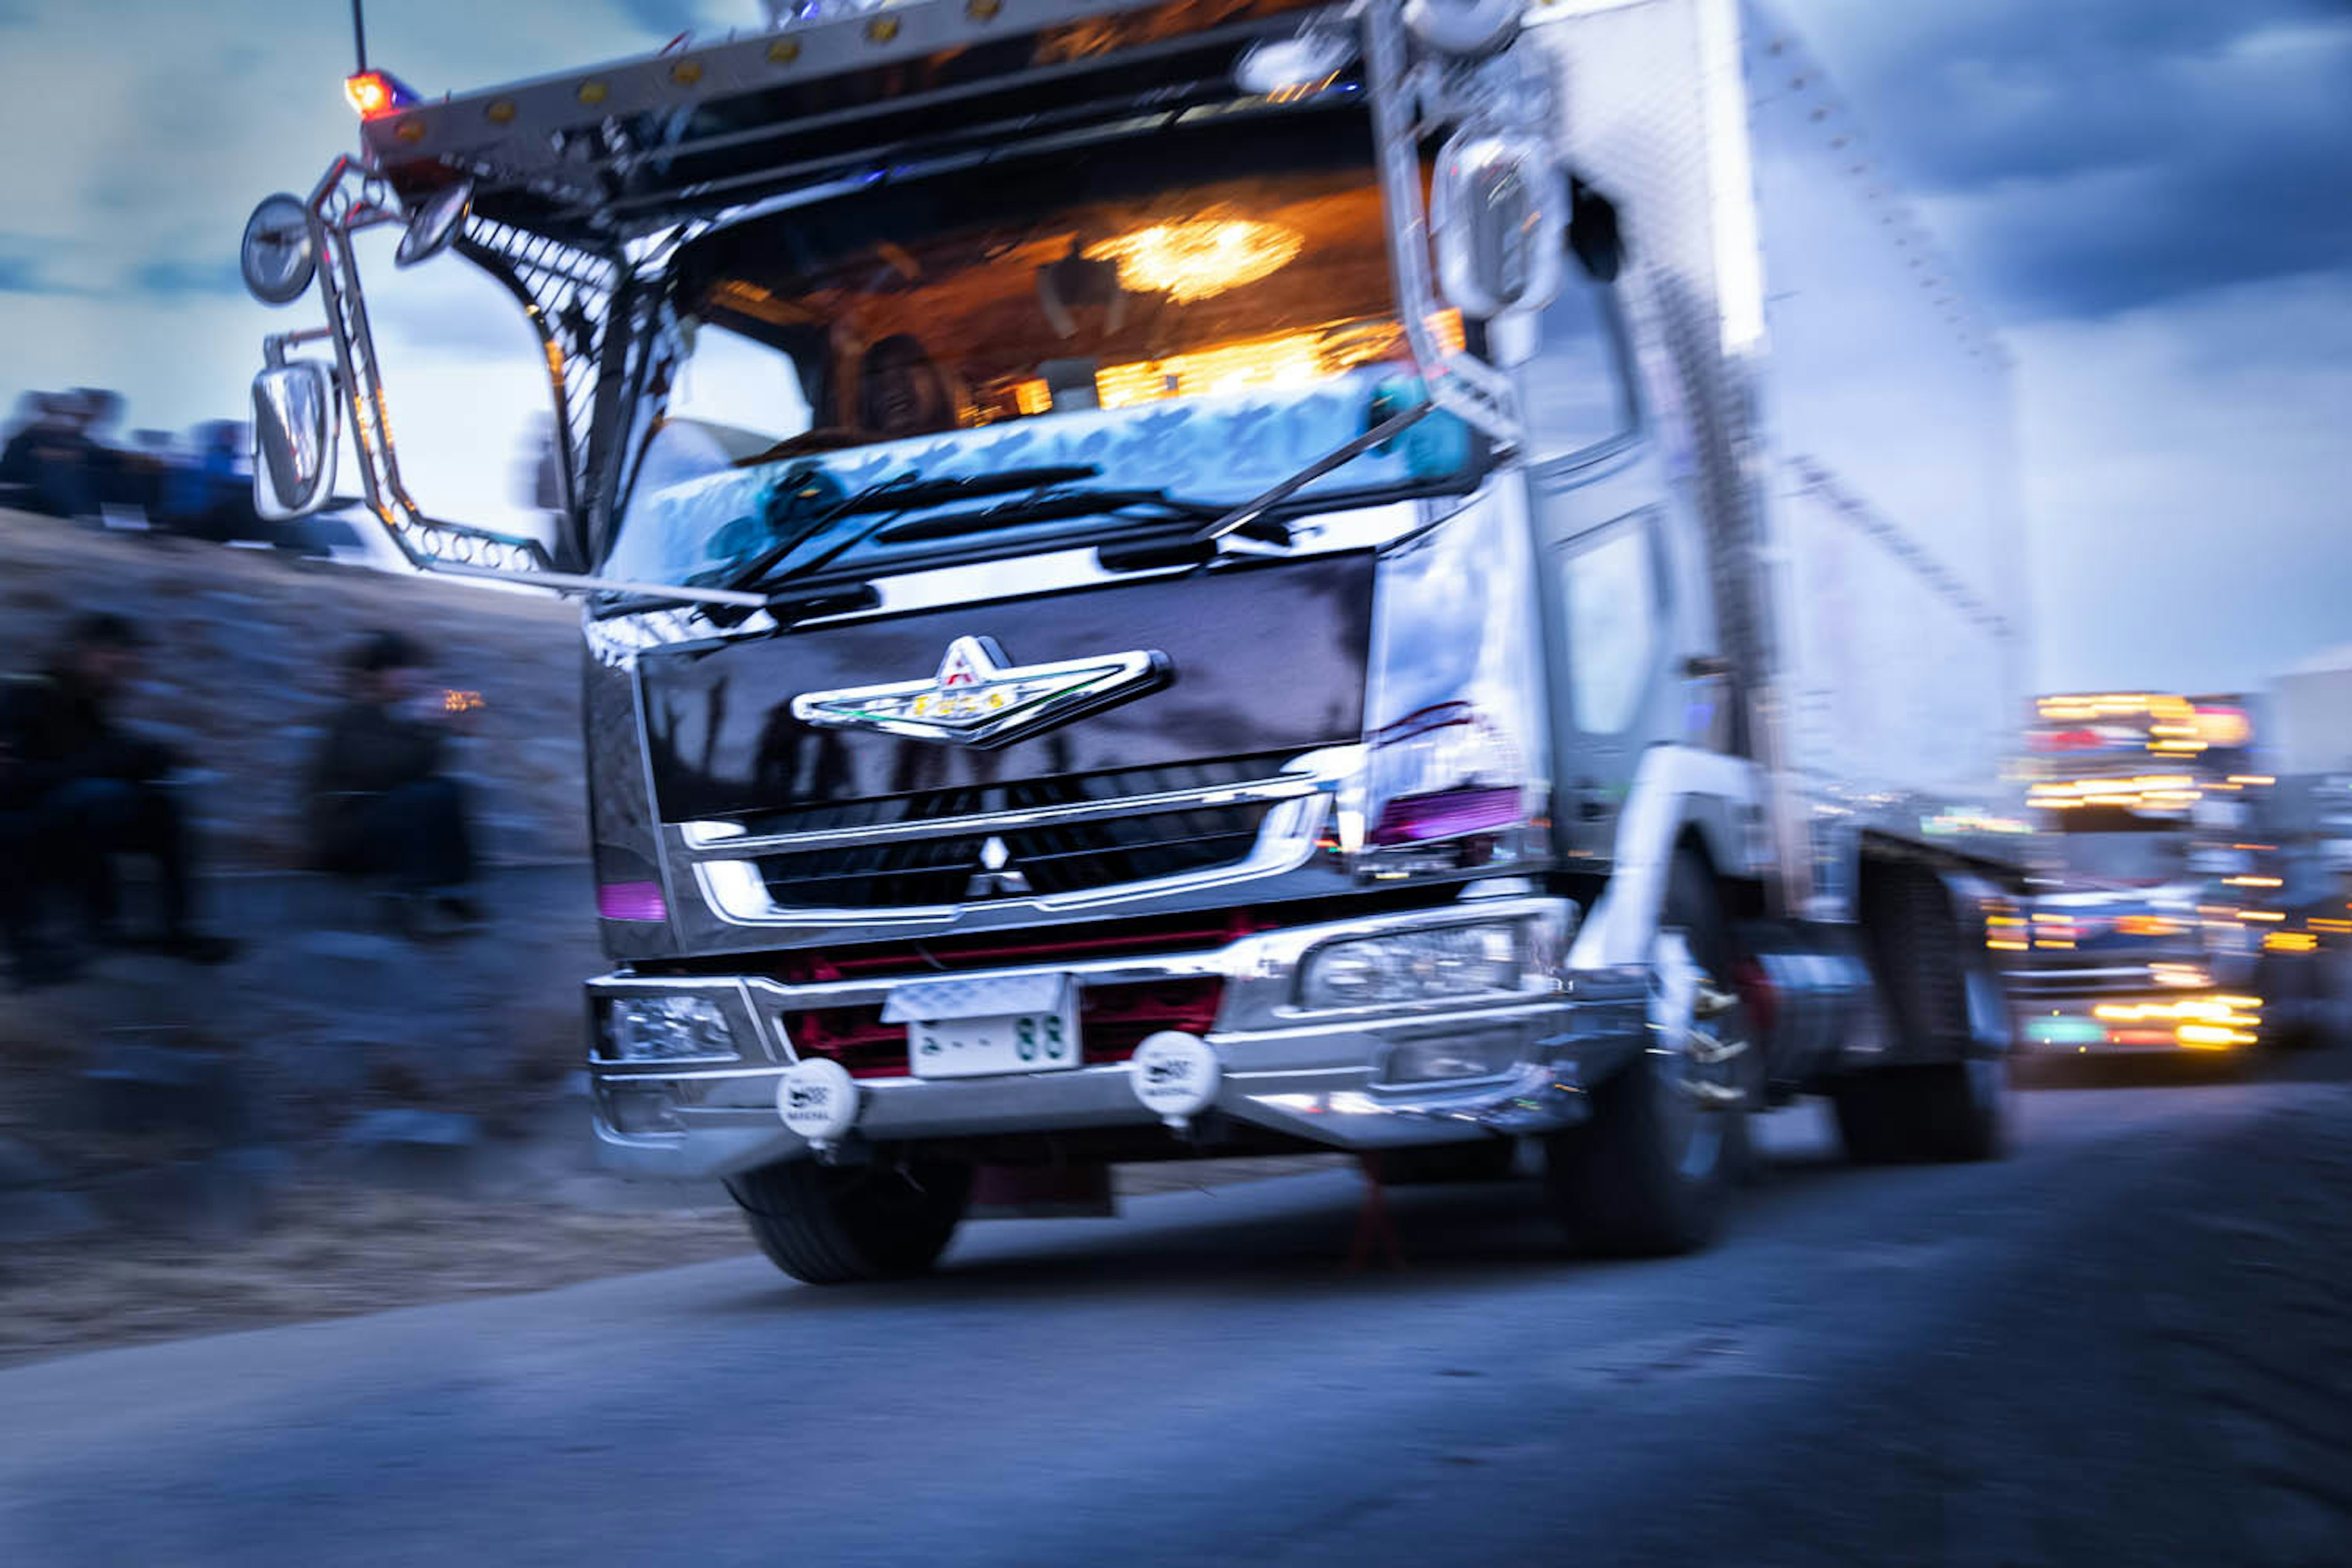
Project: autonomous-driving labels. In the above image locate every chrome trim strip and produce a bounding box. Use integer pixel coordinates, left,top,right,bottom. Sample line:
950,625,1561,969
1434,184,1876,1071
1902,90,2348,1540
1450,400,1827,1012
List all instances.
1209,1001,1572,1047
676,771,1320,856
737,952,1234,1016
1224,1065,1371,1080
589,1063,804,1082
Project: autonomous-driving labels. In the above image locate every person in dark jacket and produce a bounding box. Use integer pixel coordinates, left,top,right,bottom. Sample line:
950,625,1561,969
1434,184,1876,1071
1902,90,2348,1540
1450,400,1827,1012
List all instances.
0,612,238,982
305,630,481,933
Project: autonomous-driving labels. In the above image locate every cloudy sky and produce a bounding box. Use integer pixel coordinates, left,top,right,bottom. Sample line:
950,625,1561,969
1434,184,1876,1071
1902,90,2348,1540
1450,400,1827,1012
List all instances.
1,0,2345,695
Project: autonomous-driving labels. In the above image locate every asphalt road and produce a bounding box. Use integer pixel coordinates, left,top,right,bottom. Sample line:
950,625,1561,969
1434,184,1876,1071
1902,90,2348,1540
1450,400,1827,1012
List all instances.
5,1060,2351,1567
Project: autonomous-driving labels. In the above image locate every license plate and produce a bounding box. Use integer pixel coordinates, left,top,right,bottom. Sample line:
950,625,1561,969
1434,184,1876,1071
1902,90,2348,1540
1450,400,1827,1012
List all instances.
884,973,1082,1080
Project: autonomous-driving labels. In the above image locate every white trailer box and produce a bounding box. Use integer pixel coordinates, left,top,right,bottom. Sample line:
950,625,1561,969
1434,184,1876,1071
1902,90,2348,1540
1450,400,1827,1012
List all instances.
1528,0,2032,914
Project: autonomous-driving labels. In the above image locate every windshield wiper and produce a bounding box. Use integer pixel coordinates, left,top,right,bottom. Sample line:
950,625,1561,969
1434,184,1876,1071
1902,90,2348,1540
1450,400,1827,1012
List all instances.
1190,398,1434,546
872,488,1226,545
867,404,1441,570
717,463,1101,597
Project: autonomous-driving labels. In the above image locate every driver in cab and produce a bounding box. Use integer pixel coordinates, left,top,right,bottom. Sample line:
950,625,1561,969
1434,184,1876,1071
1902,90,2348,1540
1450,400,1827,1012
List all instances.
858,334,959,439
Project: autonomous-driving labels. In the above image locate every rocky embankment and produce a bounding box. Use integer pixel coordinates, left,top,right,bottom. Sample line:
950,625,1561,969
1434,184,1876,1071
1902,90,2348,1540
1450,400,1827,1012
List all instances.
1,513,605,1242
0,511,587,867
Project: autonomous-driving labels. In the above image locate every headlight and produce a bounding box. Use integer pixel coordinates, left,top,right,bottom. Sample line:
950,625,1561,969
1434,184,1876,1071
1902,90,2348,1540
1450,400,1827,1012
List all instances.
601,995,738,1063
1300,921,1528,1009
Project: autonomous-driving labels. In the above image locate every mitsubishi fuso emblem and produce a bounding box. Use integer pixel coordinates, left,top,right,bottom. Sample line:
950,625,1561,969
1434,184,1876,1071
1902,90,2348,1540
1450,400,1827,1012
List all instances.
966,835,1032,899
792,635,1169,748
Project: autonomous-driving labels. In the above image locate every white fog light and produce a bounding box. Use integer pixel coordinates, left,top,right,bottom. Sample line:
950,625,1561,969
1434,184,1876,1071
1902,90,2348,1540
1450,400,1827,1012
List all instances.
603,995,737,1063
1299,921,1528,1009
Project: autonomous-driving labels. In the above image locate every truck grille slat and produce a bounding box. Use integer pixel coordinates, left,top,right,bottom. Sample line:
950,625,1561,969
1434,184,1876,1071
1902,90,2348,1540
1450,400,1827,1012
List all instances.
734,755,1294,841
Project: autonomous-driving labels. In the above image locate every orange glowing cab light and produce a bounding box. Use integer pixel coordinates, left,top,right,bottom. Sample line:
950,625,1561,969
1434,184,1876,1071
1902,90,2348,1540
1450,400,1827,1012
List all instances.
345,72,394,116
344,69,420,119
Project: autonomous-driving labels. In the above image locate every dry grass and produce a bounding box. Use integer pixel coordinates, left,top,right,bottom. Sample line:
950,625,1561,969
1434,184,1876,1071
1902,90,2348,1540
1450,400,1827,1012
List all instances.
0,1183,753,1367
0,1156,1352,1366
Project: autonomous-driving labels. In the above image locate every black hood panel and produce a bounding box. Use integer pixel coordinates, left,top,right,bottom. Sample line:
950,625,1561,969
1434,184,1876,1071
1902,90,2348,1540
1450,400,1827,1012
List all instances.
639,553,1375,821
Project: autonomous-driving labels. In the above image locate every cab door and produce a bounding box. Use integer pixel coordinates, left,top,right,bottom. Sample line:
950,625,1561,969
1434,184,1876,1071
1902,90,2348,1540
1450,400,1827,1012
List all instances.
1517,254,1716,864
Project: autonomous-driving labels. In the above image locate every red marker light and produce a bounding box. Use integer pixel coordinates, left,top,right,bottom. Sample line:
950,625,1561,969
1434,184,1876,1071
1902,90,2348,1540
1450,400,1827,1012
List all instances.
345,71,396,117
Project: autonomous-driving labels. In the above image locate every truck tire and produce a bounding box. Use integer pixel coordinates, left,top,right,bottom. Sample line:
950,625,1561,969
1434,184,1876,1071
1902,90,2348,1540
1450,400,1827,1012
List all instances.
726,1156,972,1284
1833,865,2006,1164
2256,953,2321,1050
1379,1139,1521,1185
1544,848,1754,1256
1831,1060,2003,1163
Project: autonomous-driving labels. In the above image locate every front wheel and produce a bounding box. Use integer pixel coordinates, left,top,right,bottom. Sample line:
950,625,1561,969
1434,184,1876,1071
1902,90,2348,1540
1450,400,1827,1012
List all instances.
1544,851,1755,1257
726,1156,972,1284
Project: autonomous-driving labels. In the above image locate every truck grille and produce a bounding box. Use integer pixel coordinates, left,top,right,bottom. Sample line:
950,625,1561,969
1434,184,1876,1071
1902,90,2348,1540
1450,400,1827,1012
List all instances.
750,786,1284,910
755,804,1276,908
781,976,1225,1080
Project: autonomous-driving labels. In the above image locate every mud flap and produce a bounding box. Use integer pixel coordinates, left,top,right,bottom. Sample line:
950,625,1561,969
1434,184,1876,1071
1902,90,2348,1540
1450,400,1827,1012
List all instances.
968,1163,1118,1219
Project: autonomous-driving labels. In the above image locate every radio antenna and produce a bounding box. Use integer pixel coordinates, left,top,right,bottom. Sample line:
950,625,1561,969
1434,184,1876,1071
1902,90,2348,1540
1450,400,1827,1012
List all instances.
351,0,368,72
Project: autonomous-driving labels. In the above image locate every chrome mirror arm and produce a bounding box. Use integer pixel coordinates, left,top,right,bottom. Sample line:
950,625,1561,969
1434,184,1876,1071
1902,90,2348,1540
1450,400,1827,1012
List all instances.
277,158,556,578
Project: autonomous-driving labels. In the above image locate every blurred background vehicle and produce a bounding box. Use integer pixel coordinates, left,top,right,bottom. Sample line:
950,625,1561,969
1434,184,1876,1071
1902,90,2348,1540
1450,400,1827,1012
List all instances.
2003,692,2350,1057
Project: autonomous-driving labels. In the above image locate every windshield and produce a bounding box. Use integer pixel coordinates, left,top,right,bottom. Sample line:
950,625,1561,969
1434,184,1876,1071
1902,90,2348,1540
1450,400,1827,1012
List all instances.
2044,813,2191,887
605,103,1474,590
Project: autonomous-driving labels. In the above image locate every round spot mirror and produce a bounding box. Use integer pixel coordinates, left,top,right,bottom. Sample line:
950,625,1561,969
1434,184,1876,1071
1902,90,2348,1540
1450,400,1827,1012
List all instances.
240,193,317,306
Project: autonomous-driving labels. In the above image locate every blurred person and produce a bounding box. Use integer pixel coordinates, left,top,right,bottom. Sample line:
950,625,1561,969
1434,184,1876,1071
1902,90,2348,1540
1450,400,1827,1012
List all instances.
0,731,53,985
0,394,99,519
857,334,960,438
69,389,143,516
126,428,178,518
158,421,258,543
0,391,47,489
519,413,567,561
0,612,239,977
304,630,483,936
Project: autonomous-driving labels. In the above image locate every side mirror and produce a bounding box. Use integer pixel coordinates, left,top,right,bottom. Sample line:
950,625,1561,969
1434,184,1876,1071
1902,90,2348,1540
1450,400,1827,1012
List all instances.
395,179,473,270
251,361,341,521
1431,129,1565,321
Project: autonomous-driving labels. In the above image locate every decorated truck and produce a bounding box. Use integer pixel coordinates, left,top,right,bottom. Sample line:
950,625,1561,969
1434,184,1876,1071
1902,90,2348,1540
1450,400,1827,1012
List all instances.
2002,692,2347,1055
236,0,2032,1278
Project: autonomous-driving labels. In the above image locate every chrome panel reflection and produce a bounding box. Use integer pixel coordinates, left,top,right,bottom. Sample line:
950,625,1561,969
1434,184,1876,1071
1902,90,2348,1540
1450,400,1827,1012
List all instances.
1359,488,1553,875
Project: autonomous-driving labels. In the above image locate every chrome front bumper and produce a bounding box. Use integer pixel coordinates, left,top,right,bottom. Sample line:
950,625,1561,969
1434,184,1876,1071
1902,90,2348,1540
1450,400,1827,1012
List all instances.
586,897,1648,1180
